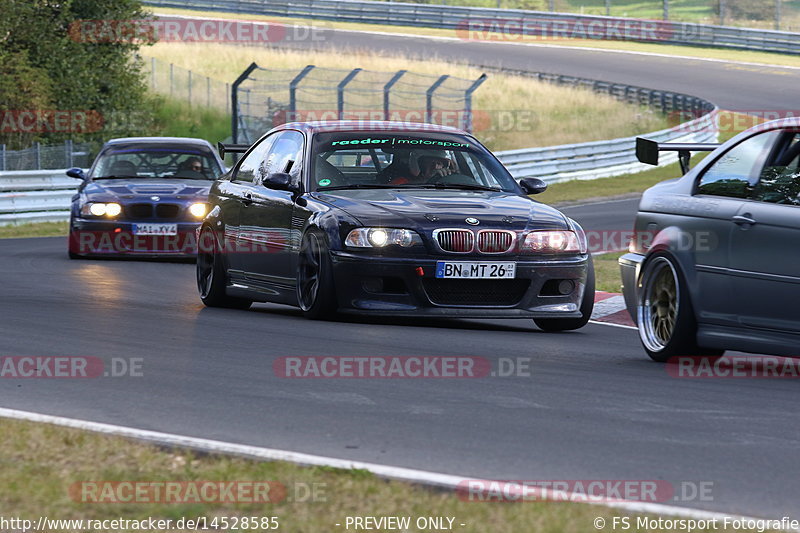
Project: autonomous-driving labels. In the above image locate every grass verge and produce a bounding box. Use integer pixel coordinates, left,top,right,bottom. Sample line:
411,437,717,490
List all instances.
0,417,769,533
150,6,800,69
593,250,626,293
0,221,68,239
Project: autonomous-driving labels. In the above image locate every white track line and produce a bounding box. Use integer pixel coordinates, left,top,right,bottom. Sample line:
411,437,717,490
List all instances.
0,406,786,526
154,11,800,71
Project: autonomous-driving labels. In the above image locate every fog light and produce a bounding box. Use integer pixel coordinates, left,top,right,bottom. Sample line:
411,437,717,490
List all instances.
558,279,575,295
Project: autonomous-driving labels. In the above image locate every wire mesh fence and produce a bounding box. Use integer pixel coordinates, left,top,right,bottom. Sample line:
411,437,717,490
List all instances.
0,141,93,171
142,57,231,112
232,63,487,143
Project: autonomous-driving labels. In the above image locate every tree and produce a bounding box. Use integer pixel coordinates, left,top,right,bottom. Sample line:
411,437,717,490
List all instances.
0,0,154,148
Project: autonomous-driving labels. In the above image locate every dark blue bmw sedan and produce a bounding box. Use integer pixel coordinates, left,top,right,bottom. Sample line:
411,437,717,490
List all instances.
67,137,225,258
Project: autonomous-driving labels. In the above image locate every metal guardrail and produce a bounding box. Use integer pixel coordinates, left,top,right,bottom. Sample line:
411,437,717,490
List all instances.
145,0,800,55
0,170,81,226
0,113,716,224
495,111,718,183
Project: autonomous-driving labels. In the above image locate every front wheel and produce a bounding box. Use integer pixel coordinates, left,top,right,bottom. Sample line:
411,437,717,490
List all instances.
297,231,337,320
637,253,722,362
196,226,251,310
534,256,595,332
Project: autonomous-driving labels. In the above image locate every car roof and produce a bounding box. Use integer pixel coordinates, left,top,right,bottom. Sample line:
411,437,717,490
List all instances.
272,120,469,136
104,137,215,147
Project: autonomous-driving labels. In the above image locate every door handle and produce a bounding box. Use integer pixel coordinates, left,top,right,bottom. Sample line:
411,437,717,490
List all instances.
732,214,756,226
242,192,253,206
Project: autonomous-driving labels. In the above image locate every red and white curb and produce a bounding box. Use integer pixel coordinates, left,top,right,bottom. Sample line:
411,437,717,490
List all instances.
591,291,635,328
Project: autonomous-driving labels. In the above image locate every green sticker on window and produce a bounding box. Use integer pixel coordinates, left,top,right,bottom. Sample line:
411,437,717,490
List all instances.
318,179,331,186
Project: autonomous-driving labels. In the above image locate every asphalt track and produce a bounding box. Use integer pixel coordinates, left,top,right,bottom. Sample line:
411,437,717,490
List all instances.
4,29,800,522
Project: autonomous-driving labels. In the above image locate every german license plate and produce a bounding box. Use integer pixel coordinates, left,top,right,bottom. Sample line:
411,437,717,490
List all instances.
435,261,516,279
133,223,177,236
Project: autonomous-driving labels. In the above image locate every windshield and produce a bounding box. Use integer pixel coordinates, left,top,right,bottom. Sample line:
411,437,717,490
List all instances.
310,132,519,192
91,144,223,180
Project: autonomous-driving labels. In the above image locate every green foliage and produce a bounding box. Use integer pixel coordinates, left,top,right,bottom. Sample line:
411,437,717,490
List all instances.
150,97,231,145
0,0,153,148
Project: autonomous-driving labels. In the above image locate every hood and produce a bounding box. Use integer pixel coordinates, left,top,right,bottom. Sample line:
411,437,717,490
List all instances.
313,189,569,231
83,178,212,202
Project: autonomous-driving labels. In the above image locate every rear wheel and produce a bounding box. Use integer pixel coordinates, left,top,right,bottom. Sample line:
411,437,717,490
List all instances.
637,253,722,362
196,226,251,310
534,256,595,332
297,231,337,320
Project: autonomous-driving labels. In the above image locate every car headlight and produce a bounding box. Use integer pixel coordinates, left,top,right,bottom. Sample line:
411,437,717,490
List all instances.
345,228,422,248
189,202,208,218
81,202,121,217
521,230,584,253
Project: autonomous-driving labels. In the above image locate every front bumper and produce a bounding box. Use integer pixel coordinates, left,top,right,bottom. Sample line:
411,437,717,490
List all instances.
69,219,201,257
330,251,590,318
619,252,645,324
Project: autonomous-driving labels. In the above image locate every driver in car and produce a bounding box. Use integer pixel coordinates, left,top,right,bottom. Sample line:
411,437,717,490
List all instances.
388,150,456,185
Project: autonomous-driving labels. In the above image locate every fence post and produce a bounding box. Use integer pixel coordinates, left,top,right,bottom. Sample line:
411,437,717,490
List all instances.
462,73,487,133
663,0,668,20
65,139,73,168
0,144,5,171
34,142,41,170
231,62,260,144
605,0,611,16
337,68,362,120
289,65,315,121
383,70,407,121
776,0,781,30
426,75,449,124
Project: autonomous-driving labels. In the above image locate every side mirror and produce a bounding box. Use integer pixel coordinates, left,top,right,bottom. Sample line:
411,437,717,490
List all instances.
66,168,87,180
519,177,547,195
263,172,296,191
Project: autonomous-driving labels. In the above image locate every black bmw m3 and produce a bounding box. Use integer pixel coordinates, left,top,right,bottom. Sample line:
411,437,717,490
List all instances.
197,121,594,330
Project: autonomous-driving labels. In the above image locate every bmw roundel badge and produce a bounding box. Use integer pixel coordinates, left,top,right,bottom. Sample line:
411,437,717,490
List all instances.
465,217,480,226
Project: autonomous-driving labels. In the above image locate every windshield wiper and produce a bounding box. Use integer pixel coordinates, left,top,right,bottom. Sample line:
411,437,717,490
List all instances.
318,184,399,191
407,183,503,192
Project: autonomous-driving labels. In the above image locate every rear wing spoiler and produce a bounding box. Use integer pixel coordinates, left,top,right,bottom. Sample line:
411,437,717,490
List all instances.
636,137,719,175
217,142,250,159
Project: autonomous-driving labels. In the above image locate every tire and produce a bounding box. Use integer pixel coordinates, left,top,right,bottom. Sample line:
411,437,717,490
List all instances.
637,253,723,362
196,226,251,310
534,256,595,332
296,231,337,320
